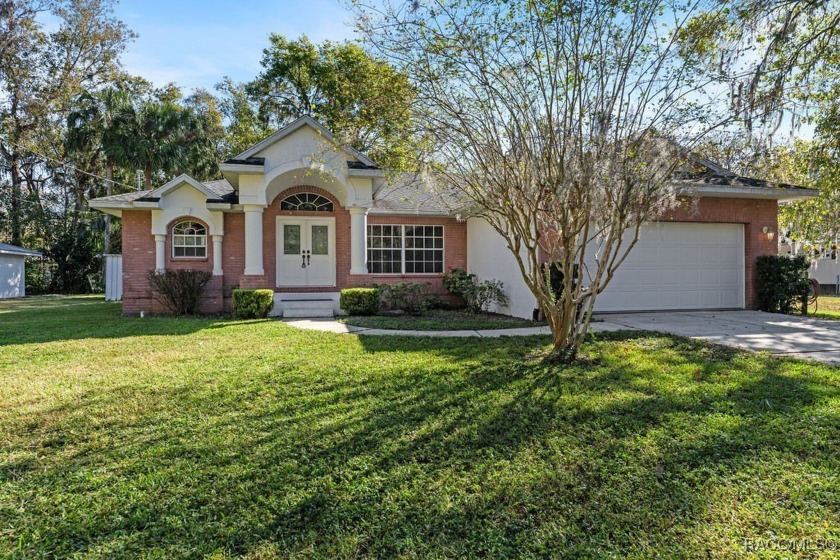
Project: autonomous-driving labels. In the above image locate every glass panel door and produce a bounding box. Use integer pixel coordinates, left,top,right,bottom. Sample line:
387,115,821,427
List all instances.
283,224,301,254
311,225,329,255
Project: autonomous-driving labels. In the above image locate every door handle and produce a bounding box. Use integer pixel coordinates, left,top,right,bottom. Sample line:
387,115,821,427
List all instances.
306,250,311,266
301,252,306,268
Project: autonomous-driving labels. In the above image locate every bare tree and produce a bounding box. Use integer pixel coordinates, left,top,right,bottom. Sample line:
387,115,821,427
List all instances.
352,0,739,361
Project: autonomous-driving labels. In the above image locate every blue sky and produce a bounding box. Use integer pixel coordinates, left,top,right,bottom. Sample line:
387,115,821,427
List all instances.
114,0,356,93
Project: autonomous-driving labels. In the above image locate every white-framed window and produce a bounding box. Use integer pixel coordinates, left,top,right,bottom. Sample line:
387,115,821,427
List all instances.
172,220,207,258
367,225,444,274
280,192,334,212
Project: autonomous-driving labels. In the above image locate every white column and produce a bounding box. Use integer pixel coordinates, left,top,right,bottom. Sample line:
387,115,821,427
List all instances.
154,234,166,272
212,235,224,276
349,206,368,275
243,204,265,276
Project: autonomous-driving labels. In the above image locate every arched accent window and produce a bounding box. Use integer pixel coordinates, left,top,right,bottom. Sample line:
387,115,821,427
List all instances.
172,220,207,258
280,192,334,212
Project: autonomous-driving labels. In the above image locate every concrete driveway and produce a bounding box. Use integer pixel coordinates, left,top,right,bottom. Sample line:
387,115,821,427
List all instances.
598,310,840,364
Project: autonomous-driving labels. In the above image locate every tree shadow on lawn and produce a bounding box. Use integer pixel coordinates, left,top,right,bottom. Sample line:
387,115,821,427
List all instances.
3,332,839,558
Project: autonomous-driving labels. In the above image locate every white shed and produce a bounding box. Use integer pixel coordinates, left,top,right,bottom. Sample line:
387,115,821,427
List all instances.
0,242,42,299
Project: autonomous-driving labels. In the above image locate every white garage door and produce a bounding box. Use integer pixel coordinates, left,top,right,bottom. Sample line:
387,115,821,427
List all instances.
594,222,744,312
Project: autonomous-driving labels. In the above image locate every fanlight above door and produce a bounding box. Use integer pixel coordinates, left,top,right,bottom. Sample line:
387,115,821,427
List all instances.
279,193,334,212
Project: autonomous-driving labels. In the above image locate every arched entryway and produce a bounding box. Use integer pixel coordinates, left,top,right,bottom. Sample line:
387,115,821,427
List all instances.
274,189,337,287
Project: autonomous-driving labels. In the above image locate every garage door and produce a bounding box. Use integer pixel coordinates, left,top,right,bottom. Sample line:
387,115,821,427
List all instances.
593,222,744,312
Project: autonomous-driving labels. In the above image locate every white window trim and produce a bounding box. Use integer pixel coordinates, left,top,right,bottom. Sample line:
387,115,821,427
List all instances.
279,192,334,212
366,224,445,275
171,220,208,259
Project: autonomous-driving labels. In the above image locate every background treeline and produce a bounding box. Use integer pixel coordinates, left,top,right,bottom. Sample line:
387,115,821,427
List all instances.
0,0,415,294
2,0,839,295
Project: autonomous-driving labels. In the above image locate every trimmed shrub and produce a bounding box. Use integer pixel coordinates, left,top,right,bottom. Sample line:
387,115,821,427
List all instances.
340,288,380,315
379,282,432,314
443,268,507,312
756,254,810,314
147,269,212,315
232,289,274,319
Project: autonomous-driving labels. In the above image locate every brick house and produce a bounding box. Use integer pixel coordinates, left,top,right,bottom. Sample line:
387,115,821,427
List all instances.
90,116,815,318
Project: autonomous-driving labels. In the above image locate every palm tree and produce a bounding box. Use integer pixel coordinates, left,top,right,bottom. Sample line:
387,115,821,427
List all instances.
113,100,217,189
67,88,133,253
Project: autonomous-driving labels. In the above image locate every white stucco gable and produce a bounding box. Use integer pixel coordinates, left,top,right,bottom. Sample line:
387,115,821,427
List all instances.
147,174,221,201
221,116,378,209
142,174,226,236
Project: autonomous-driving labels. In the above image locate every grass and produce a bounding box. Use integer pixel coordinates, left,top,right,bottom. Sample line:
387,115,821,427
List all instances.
1,296,839,559
810,294,840,320
339,309,544,330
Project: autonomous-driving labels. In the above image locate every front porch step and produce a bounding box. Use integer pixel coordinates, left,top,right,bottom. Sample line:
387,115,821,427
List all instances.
280,299,335,318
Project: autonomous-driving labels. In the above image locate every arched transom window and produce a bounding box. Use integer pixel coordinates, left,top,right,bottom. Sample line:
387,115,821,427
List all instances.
280,192,334,212
172,220,207,258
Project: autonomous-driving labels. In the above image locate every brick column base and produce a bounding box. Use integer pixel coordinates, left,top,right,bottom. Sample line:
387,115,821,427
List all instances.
200,276,224,314
239,275,269,290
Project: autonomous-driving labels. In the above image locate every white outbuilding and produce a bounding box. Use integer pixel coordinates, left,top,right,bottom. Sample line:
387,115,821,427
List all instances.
0,242,41,299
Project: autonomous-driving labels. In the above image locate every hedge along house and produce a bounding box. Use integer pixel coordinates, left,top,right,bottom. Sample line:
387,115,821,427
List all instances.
90,116,816,318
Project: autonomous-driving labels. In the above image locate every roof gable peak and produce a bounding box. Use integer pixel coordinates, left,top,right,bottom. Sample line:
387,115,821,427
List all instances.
229,115,377,167
149,174,218,200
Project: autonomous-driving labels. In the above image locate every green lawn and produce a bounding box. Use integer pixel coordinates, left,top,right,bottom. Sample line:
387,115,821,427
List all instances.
810,294,840,320
1,296,839,559
339,309,544,330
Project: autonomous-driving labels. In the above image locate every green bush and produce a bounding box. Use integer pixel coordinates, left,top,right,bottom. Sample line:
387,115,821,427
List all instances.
756,255,810,314
379,282,432,314
232,289,275,319
340,288,380,315
443,268,507,312
147,269,213,315
25,259,53,295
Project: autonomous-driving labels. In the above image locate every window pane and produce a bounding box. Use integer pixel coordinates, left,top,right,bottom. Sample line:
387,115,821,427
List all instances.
311,225,328,255
284,225,301,254
367,225,404,274
172,221,207,258
400,224,443,274
280,193,333,212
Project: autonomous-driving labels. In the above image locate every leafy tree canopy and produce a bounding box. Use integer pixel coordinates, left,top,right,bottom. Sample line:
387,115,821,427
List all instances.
246,35,418,169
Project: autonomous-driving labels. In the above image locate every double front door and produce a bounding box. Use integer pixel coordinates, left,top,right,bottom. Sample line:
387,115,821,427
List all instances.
276,217,335,287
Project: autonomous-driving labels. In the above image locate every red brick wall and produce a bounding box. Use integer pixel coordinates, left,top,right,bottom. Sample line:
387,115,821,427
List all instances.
260,186,350,293
353,214,467,293
121,211,224,314
221,212,245,310
121,211,156,315
120,194,772,314
257,186,467,294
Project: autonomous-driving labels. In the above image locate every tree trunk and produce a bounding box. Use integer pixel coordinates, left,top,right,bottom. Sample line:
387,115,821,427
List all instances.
103,163,113,253
144,162,152,190
9,152,22,246
548,317,579,364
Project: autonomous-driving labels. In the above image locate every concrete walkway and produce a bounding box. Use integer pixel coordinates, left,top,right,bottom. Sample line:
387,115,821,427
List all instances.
602,310,840,364
286,311,840,365
282,318,626,338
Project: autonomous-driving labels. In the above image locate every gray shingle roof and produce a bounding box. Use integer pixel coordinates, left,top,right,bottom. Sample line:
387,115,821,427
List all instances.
202,179,235,198
672,171,810,191
90,178,237,206
372,173,461,215
89,190,151,204
676,152,810,191
0,242,41,257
